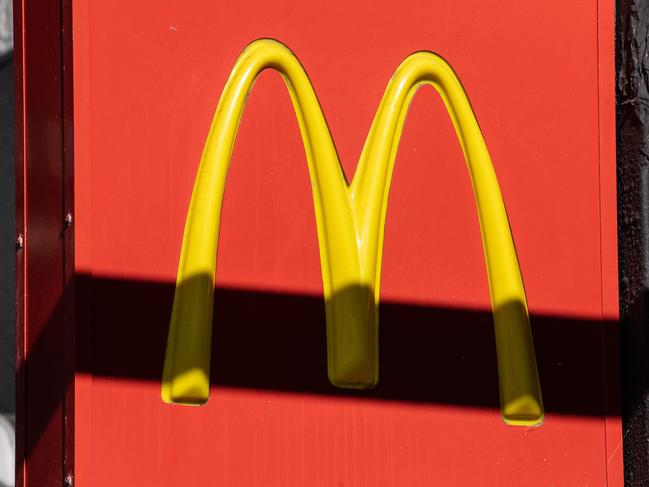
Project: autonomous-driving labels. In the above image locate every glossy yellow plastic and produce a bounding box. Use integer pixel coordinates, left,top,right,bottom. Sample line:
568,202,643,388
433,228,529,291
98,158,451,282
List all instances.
162,39,543,426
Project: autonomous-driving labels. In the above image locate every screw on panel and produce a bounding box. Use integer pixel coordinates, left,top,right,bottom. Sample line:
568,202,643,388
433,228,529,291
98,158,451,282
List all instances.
64,475,73,486
16,234,24,250
64,212,73,227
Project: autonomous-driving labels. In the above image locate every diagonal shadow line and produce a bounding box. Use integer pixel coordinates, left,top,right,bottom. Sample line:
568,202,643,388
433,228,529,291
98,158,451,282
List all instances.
23,273,619,461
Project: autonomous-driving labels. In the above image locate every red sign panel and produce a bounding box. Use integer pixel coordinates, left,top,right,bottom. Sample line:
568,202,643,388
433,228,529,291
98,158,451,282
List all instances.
59,0,622,484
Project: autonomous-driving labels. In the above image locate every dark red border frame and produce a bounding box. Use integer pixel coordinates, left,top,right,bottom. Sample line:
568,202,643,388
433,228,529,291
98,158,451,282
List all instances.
11,0,620,484
14,0,75,485
598,0,624,482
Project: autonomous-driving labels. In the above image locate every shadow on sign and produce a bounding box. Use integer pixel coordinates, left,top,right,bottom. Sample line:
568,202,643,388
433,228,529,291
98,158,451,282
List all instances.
21,274,619,461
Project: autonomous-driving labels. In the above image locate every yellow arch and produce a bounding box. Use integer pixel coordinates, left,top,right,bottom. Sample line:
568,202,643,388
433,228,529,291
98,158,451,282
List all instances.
161,39,543,426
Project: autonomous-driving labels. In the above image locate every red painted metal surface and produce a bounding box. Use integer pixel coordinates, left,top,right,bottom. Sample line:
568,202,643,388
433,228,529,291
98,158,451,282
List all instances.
14,0,74,485
64,0,621,485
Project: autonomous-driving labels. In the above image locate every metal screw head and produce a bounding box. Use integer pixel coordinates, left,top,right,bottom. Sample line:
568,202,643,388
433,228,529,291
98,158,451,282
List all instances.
16,234,24,250
64,213,73,227
64,475,73,486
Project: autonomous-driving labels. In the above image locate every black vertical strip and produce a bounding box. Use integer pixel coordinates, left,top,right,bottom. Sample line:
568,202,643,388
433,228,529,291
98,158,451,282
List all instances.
0,54,16,419
61,0,75,484
617,0,649,484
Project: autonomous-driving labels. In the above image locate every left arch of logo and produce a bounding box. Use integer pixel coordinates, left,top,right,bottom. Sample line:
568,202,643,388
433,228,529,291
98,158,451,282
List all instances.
161,38,543,426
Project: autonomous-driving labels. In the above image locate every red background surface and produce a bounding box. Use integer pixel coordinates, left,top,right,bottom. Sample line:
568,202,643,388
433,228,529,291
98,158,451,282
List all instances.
70,0,621,485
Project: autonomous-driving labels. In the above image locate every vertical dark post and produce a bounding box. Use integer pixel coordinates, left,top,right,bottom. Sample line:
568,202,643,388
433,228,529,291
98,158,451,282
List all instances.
61,0,75,483
617,0,649,484
0,2,15,441
14,0,74,485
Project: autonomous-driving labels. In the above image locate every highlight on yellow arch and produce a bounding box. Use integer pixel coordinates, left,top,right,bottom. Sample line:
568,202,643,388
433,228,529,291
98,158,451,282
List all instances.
161,38,543,426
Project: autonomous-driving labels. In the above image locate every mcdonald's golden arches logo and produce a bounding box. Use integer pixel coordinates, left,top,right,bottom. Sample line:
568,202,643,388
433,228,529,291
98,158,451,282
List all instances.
161,39,543,426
